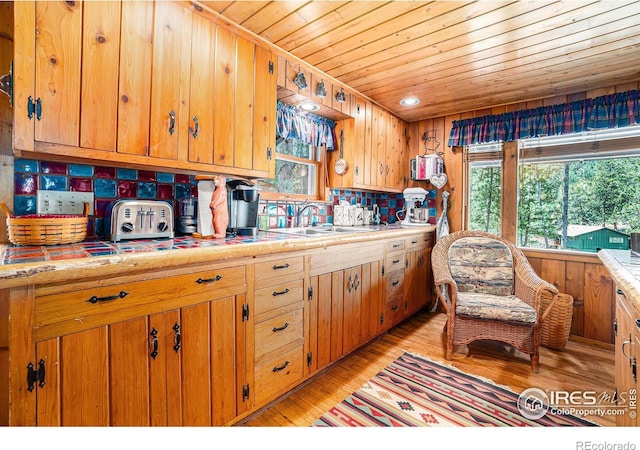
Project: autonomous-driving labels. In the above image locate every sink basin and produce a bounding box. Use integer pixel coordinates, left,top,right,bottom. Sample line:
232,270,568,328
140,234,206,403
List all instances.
269,226,375,236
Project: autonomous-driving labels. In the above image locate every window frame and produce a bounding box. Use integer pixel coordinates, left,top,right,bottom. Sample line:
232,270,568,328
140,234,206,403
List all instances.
464,127,640,253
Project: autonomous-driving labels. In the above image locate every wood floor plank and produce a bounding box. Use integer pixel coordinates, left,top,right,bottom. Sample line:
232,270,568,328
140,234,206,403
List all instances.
239,311,615,427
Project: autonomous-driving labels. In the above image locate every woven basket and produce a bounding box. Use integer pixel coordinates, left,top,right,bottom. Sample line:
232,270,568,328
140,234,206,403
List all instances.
1,202,89,246
540,293,574,351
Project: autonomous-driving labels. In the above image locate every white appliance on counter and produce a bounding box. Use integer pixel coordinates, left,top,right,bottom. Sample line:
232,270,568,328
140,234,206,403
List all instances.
399,188,431,226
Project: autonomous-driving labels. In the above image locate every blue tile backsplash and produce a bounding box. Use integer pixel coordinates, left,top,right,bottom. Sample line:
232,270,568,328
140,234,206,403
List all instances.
11,158,438,240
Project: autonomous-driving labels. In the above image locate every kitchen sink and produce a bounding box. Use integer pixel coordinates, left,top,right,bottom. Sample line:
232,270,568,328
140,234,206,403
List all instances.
268,226,376,236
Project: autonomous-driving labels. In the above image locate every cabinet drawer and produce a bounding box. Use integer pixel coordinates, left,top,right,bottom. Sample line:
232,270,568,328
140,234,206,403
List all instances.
255,307,304,360
254,256,304,285
405,232,435,251
385,251,405,273
255,279,304,316
386,239,405,252
386,270,405,304
384,300,404,327
35,266,246,330
254,343,304,405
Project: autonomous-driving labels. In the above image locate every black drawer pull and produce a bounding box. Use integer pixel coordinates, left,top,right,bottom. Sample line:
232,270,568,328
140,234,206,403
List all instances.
411,240,418,244
272,288,290,296
636,319,640,329
392,243,400,248
272,360,290,372
617,288,626,297
272,263,290,270
392,280,400,286
150,328,159,360
391,305,399,311
196,275,222,284
392,259,400,264
272,322,290,332
173,323,181,352
86,291,128,304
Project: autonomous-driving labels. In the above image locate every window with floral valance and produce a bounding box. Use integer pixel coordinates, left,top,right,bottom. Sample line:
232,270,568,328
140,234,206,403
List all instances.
276,101,337,150
448,89,640,147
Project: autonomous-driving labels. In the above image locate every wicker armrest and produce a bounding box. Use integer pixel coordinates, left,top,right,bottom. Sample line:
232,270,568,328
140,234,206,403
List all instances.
513,252,558,313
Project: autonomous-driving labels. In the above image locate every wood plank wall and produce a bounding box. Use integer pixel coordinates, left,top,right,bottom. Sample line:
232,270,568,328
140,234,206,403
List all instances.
406,80,640,345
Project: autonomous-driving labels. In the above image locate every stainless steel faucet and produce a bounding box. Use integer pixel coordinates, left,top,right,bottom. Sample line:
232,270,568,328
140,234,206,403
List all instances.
295,200,323,227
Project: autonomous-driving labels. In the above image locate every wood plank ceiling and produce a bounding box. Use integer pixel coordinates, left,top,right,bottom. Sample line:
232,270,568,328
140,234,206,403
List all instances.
200,1,640,123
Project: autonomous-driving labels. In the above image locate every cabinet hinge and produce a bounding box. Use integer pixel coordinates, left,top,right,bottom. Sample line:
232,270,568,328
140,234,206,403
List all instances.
308,286,313,301
0,61,13,107
267,147,272,160
242,303,250,322
614,318,618,337
381,265,385,276
614,387,618,404
380,313,384,325
242,384,250,402
307,352,313,367
27,96,42,121
633,356,637,382
27,359,46,392
268,60,274,75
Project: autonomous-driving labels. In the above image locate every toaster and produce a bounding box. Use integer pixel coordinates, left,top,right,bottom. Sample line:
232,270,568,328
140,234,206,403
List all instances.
107,200,174,242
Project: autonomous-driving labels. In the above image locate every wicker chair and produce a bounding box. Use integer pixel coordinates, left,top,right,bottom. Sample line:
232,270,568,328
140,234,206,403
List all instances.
431,230,558,372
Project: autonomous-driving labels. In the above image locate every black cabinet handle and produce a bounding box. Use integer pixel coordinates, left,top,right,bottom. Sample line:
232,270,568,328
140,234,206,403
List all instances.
272,360,290,372
272,322,290,332
392,280,400,286
86,291,128,304
636,319,640,330
391,305,399,311
392,259,400,264
168,110,176,135
150,328,159,359
196,275,222,284
617,288,626,297
272,263,290,270
173,323,181,352
272,288,290,296
190,115,199,139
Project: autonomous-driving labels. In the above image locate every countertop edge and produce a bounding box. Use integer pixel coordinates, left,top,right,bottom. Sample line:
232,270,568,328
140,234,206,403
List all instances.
598,249,640,307
0,226,436,289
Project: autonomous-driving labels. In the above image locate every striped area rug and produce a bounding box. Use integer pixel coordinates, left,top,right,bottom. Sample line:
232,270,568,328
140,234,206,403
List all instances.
312,352,596,427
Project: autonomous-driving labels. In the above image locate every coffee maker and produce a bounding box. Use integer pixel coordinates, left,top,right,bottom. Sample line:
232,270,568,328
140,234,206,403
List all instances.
177,196,198,234
227,179,260,236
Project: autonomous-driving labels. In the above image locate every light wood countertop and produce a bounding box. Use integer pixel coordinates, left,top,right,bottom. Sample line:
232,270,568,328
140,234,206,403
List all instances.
598,249,640,306
0,225,436,289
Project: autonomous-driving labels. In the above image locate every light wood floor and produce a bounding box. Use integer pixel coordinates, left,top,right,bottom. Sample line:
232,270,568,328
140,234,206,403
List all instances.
240,311,616,427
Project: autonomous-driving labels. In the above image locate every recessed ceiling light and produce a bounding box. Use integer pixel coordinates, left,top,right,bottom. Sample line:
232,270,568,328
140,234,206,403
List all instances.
400,97,420,106
299,102,320,112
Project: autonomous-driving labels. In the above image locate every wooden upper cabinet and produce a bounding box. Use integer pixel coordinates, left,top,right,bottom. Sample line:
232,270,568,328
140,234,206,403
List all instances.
328,100,407,193
149,1,192,161
33,1,82,147
13,1,277,179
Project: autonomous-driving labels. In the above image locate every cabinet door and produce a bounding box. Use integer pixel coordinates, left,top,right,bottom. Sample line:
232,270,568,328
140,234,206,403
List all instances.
33,1,82,147
252,45,277,176
149,1,192,161
342,266,362,354
405,248,431,315
149,309,183,426
359,261,383,345
615,293,638,426
187,13,216,164
36,327,110,426
213,26,237,167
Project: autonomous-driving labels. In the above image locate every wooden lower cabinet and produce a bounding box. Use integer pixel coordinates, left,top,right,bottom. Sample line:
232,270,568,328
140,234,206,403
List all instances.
3,231,435,426
29,296,241,426
615,286,639,427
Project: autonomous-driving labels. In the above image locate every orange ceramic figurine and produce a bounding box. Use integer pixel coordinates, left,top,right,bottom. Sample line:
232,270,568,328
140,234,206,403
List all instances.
209,176,228,239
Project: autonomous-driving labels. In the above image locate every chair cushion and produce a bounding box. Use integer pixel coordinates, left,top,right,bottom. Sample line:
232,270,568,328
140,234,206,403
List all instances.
448,236,514,296
456,292,537,324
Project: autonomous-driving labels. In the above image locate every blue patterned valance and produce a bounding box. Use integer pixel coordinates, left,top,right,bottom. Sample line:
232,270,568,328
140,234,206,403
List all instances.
448,89,640,146
276,101,337,150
